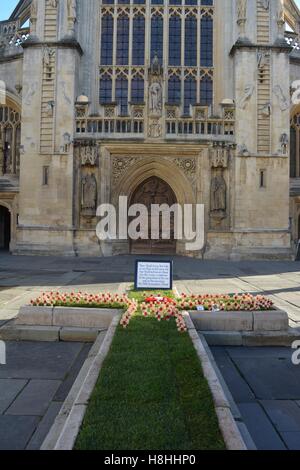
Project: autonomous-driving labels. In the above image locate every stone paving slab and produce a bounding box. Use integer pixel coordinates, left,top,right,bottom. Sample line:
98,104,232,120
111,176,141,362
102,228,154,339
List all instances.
238,403,286,450
0,379,28,413
260,400,300,432
281,432,300,450
0,341,85,379
225,346,292,358
231,357,300,400
211,348,256,404
6,379,61,416
212,346,300,450
0,341,91,450
0,415,40,450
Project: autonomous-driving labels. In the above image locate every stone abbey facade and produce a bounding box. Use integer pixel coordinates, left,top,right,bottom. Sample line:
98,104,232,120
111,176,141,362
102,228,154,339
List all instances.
0,0,300,259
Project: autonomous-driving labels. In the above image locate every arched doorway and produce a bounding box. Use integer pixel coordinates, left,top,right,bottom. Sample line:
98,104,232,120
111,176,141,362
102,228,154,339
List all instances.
130,176,177,255
0,206,11,251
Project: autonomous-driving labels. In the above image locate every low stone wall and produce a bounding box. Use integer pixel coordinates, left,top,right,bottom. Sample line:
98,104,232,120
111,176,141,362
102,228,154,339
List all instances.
16,306,124,329
189,309,289,332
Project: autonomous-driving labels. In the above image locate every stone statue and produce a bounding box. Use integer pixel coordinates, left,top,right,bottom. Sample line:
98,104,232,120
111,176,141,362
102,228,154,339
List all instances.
68,0,77,19
238,84,254,110
47,0,58,8
151,53,162,76
257,52,268,71
280,133,289,155
277,0,285,37
274,85,289,111
237,0,247,37
237,0,247,21
82,174,97,212
259,0,270,10
211,170,227,213
31,0,38,19
261,102,271,118
24,83,38,106
30,0,38,34
149,82,162,115
43,46,55,67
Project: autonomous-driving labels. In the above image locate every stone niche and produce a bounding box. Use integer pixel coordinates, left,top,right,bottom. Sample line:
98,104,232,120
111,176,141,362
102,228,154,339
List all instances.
74,141,100,228
209,143,232,231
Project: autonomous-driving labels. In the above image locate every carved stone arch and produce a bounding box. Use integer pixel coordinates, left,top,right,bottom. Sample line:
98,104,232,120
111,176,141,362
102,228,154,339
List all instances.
112,158,196,207
0,200,12,212
4,91,22,113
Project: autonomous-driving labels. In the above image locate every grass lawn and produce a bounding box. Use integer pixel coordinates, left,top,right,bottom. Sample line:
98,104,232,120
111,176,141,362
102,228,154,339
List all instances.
128,288,175,303
75,313,225,450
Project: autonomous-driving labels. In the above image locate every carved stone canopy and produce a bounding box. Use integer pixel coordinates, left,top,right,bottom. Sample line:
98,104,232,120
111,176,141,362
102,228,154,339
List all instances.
210,144,230,169
76,141,99,167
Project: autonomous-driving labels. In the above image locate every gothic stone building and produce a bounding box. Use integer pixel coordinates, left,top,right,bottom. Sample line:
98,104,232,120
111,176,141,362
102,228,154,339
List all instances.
0,0,299,259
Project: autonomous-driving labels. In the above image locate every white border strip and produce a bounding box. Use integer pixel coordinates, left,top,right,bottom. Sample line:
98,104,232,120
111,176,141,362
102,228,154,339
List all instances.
41,315,120,450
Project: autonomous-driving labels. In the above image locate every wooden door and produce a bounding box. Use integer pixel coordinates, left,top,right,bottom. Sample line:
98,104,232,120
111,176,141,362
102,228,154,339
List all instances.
130,177,177,255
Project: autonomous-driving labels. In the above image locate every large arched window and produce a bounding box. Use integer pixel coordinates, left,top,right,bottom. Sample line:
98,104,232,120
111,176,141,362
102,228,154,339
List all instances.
168,75,181,105
116,14,129,65
100,14,113,65
151,13,163,62
169,14,181,66
0,105,21,175
99,1,214,117
132,14,145,65
116,74,128,115
185,14,197,66
200,13,213,67
100,73,113,104
184,76,197,115
131,75,144,104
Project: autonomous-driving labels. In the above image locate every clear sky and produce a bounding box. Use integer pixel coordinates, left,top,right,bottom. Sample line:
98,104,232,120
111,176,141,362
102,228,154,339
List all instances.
0,0,20,21
1,0,300,22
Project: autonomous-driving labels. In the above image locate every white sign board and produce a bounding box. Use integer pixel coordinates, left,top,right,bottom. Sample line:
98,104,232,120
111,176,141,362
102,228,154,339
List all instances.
135,260,173,290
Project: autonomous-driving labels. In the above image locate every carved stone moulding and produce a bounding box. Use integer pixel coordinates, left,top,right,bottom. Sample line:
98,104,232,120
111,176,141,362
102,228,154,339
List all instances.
193,105,209,121
210,142,233,169
111,156,143,186
75,140,99,167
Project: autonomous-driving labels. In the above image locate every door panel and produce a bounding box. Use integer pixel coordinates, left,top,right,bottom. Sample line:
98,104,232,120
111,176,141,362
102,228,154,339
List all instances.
130,177,176,255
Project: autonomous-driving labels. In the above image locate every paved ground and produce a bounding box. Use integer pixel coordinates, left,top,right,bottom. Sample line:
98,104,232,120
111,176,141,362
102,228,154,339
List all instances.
212,346,300,450
0,341,91,450
1,253,300,329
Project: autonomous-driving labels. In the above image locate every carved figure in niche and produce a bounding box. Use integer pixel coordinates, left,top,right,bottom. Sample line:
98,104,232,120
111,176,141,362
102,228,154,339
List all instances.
257,52,269,71
47,0,58,8
82,174,97,213
274,85,289,111
211,169,227,214
148,120,162,138
149,82,162,115
277,0,285,36
150,53,162,76
238,84,254,110
280,133,289,155
43,46,55,67
67,0,77,20
30,0,38,34
81,145,98,166
24,83,38,106
260,0,270,10
261,102,271,118
237,0,247,21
